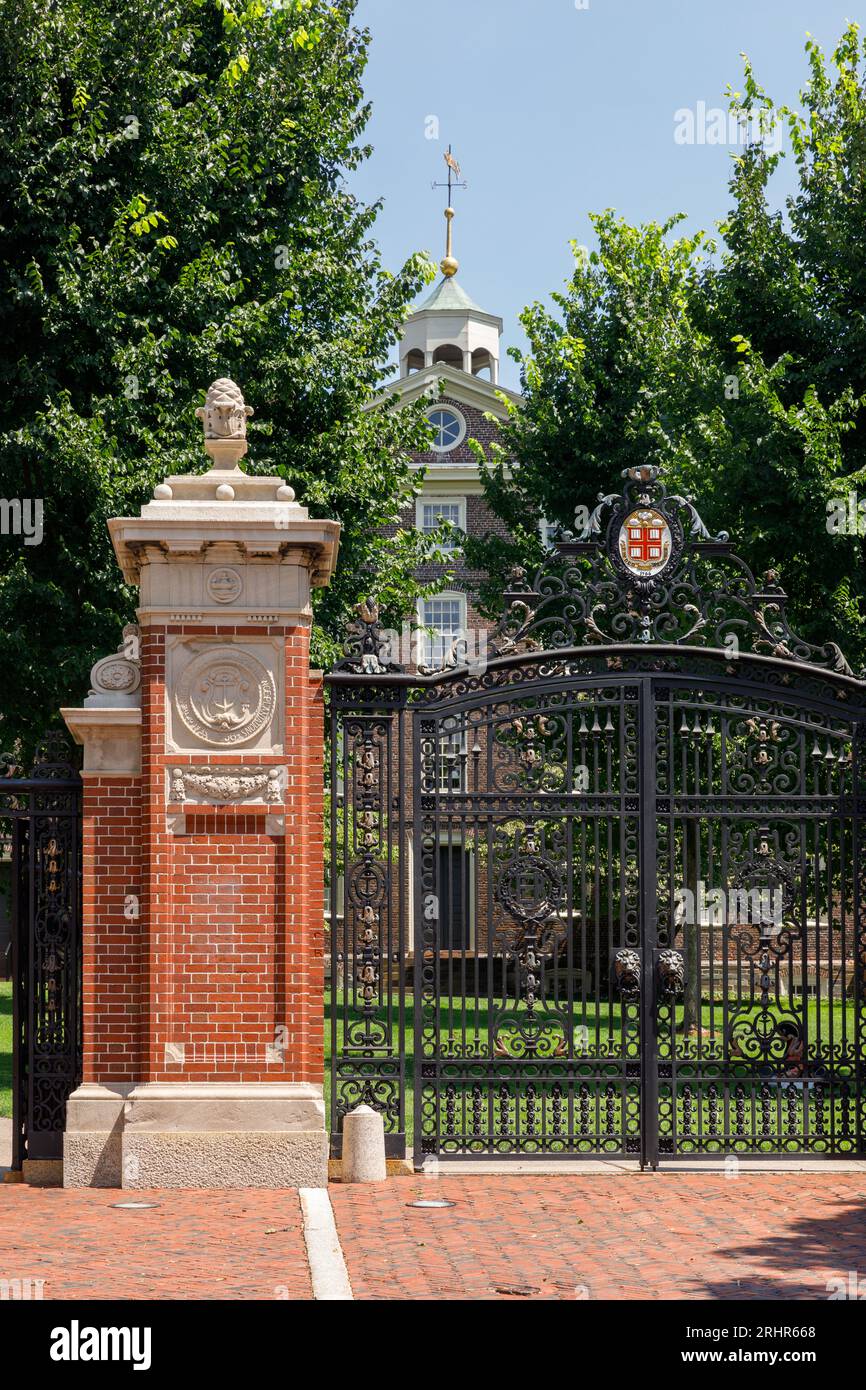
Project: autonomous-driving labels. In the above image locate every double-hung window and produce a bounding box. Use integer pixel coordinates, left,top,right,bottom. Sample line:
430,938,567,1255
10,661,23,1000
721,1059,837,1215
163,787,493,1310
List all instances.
418,592,467,670
416,497,466,555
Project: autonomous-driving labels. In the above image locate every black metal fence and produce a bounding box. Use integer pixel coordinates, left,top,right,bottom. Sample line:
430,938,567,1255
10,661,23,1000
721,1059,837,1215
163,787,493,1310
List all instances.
1,734,82,1169
327,465,866,1167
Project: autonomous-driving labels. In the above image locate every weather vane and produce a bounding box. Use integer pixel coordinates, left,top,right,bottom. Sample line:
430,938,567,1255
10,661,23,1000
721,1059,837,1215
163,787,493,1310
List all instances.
431,145,468,278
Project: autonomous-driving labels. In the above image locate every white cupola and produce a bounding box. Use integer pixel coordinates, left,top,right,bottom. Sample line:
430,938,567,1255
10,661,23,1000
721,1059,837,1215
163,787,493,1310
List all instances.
398,204,503,384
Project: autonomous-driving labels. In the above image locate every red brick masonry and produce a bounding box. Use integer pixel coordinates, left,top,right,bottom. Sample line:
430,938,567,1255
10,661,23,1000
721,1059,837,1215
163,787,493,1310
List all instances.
2,1174,865,1301
329,1173,866,1301
80,625,326,1089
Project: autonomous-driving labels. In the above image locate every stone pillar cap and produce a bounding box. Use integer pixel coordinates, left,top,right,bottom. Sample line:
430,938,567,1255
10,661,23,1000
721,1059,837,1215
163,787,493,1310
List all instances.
108,377,340,587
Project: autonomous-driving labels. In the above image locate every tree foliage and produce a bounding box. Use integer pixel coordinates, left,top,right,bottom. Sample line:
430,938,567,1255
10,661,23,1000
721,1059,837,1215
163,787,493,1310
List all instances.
466,26,866,669
0,0,436,755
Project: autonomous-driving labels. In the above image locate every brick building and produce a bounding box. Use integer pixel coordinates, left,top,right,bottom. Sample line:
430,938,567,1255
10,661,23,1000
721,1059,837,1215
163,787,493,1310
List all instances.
376,226,522,673
357,226,525,956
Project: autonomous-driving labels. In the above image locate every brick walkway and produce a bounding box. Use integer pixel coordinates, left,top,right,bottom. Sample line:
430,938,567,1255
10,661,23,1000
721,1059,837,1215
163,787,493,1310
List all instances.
329,1172,866,1301
0,1187,311,1300
2,1172,866,1300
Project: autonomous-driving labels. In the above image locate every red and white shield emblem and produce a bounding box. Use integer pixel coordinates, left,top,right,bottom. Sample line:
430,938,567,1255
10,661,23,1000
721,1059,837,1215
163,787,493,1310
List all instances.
618,508,671,576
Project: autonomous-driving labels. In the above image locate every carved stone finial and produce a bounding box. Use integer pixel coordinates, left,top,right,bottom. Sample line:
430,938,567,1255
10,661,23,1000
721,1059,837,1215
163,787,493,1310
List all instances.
195,378,253,471
84,624,142,708
196,378,253,440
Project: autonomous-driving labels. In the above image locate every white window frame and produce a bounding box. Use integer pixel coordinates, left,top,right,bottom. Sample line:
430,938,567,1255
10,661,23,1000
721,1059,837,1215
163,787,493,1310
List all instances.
437,713,467,793
417,590,467,670
416,495,466,555
424,404,467,453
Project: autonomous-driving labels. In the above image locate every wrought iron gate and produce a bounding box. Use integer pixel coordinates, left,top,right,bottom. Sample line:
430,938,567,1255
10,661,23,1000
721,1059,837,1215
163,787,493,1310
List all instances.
1,734,82,1169
328,466,866,1165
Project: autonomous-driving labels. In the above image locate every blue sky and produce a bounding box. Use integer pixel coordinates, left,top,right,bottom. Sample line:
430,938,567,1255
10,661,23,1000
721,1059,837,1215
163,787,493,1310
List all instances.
352,0,864,387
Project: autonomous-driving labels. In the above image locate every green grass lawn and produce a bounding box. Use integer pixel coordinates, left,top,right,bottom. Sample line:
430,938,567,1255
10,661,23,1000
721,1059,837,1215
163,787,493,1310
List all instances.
325,987,857,1147
0,980,12,1118
2,981,855,1142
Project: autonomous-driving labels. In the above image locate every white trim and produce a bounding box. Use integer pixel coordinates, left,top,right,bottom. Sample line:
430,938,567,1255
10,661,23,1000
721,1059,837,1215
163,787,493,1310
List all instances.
424,403,467,452
365,362,522,415
300,1188,353,1300
403,303,504,332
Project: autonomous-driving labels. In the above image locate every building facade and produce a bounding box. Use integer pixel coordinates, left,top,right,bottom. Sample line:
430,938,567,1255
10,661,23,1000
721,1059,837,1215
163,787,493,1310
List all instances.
380,237,522,675
359,234,524,957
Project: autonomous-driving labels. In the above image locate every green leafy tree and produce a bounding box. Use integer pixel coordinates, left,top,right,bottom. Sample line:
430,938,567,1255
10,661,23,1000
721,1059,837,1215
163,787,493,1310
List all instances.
0,0,436,757
466,28,866,669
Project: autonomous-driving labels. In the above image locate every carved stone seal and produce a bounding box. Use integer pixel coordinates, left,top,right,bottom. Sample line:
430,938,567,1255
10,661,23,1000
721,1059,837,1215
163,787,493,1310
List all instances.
174,648,276,747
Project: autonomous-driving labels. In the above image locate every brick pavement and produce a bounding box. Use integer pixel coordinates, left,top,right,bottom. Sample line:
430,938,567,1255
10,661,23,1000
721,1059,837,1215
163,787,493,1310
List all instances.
2,1172,866,1300
0,1187,311,1300
329,1172,866,1301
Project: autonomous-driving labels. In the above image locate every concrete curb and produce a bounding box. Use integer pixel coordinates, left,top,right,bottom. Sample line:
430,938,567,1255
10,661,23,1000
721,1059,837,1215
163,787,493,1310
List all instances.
299,1188,353,1300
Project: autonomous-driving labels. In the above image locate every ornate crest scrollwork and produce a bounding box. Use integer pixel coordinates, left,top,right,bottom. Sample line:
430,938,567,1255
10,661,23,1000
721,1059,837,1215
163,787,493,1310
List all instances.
489,464,859,677
29,730,80,780
489,822,570,1058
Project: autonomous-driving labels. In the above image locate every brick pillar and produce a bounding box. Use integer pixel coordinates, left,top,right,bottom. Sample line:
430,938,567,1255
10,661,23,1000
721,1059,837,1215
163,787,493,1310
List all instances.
61,378,339,1188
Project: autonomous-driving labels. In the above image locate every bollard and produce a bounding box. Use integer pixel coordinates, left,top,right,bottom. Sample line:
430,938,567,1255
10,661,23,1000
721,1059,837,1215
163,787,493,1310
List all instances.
342,1105,386,1183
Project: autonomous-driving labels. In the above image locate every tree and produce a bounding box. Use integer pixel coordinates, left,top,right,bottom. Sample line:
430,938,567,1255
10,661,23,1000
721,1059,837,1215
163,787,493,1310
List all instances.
0,0,436,757
466,27,866,671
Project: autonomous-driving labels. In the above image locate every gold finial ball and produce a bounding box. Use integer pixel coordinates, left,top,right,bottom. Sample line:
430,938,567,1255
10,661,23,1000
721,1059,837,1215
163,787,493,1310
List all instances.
441,205,458,276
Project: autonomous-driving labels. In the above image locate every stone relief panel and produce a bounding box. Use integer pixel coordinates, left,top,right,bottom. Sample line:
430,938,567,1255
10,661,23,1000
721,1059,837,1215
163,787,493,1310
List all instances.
167,765,285,805
166,638,283,753
139,558,308,623
206,566,244,604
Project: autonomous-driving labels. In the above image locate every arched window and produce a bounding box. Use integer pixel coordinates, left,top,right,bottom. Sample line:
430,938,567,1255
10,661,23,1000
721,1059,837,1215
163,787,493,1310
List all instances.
432,343,463,370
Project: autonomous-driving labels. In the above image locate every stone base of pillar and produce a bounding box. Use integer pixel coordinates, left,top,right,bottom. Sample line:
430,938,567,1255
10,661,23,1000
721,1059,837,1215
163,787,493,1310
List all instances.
63,1082,327,1189
63,1083,134,1188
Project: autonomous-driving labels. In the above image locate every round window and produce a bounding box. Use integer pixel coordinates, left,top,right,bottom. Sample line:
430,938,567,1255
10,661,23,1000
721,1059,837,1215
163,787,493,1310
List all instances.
426,407,465,452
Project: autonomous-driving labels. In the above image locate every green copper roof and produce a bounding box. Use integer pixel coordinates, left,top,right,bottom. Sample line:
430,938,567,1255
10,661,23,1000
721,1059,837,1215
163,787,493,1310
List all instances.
414,276,485,314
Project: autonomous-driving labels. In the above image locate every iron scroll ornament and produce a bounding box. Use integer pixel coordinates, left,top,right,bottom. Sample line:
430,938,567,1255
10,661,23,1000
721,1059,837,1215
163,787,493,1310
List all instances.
490,464,858,678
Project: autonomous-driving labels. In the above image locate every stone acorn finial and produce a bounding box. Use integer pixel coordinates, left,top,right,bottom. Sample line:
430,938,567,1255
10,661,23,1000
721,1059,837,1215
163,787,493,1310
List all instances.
196,377,253,471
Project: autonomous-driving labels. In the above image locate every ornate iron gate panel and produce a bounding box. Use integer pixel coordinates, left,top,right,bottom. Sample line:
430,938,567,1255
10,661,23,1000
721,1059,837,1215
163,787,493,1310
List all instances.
652,679,862,1158
328,691,407,1156
2,735,82,1168
327,462,866,1165
412,675,643,1158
